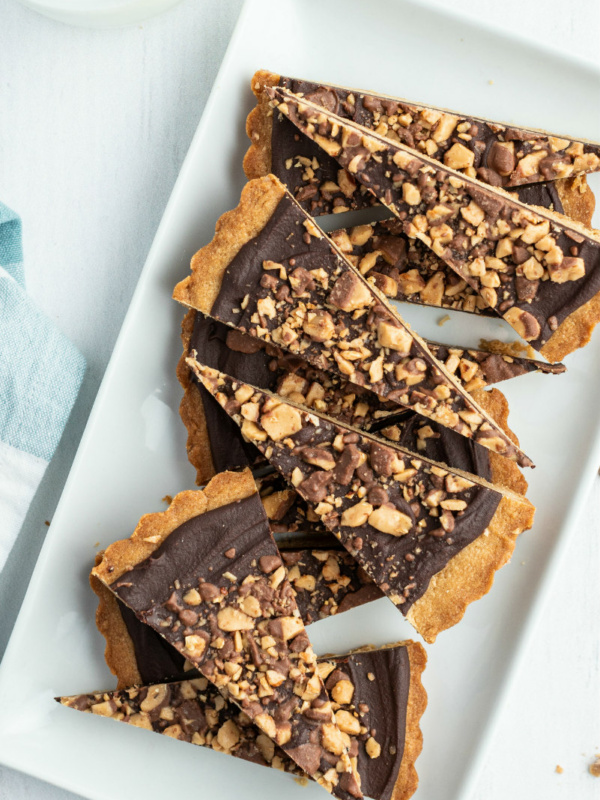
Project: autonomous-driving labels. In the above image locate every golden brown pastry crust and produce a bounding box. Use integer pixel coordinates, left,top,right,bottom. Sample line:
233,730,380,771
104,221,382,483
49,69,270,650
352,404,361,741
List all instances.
475,388,528,497
405,489,533,643
541,288,600,362
556,174,596,227
177,309,216,485
91,565,142,689
243,70,280,180
93,469,257,585
172,175,285,314
393,640,428,800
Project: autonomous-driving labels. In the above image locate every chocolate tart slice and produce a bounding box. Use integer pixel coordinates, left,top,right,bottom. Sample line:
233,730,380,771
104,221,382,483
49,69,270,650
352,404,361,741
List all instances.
92,469,362,799
190,366,535,643
173,175,532,467
178,312,561,485
330,213,591,320
58,641,426,800
268,87,600,362
91,547,382,690
58,676,304,775
245,69,599,214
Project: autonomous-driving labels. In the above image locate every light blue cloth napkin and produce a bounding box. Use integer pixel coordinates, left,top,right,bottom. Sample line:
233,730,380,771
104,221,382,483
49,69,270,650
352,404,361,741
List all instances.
0,202,86,573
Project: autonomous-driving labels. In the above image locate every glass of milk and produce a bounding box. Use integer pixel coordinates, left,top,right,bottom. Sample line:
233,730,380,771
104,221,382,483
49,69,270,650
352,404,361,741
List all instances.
18,0,183,27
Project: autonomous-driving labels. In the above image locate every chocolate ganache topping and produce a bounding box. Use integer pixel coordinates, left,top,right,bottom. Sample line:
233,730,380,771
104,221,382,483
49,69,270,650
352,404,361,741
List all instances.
118,599,191,683
327,647,410,800
112,495,269,622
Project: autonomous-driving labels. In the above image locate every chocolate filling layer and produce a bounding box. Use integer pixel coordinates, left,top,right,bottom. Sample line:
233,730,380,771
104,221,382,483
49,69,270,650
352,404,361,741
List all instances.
188,315,275,473
113,494,268,622
118,599,190,683
336,648,410,800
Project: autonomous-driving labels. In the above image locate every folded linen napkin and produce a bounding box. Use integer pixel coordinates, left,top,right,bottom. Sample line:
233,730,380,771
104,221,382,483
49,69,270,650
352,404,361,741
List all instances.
0,202,86,574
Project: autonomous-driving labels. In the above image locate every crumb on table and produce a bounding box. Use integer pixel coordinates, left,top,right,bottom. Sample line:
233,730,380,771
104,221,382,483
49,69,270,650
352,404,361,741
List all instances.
437,314,451,327
590,756,600,777
555,765,564,774
162,495,173,505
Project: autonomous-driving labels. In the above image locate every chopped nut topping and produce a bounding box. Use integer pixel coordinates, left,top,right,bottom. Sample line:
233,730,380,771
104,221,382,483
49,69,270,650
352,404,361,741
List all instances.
331,679,355,705
365,737,381,759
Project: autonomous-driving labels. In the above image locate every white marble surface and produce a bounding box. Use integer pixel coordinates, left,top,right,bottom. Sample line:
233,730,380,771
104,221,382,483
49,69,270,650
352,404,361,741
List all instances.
0,0,598,797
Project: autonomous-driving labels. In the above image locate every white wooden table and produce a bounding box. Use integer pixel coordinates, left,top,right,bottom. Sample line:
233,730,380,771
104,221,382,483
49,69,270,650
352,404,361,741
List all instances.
0,0,598,798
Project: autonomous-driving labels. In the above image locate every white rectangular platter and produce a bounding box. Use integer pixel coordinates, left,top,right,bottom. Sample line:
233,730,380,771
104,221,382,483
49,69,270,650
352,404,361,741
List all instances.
1,1,599,799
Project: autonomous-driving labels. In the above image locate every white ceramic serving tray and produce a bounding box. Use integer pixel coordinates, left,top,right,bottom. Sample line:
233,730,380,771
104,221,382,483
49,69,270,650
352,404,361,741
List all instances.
1,1,599,798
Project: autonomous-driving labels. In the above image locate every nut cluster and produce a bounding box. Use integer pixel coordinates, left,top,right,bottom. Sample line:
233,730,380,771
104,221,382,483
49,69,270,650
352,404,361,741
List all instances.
348,91,597,187
272,339,534,412
316,660,381,766
197,366,501,610
269,87,597,350
61,678,300,771
257,470,319,533
330,218,492,316
281,549,380,623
